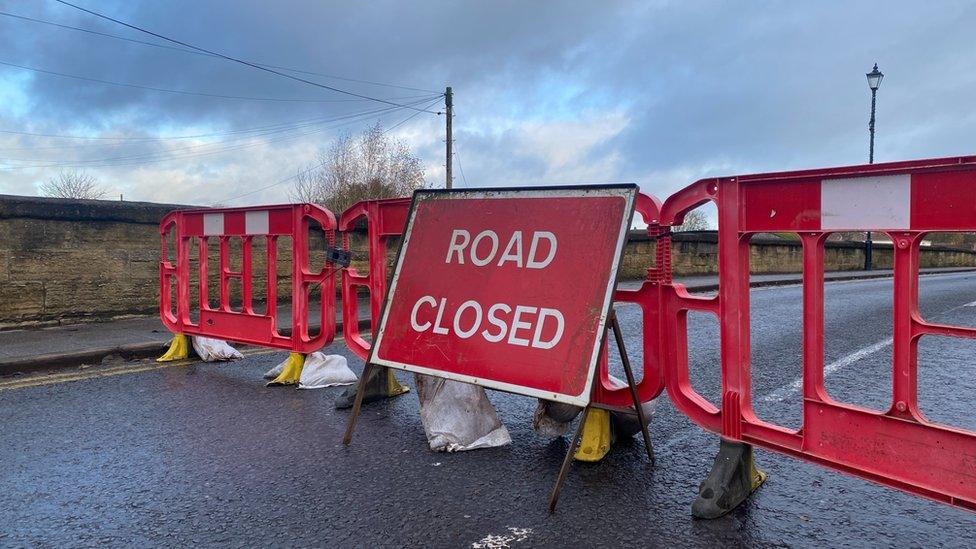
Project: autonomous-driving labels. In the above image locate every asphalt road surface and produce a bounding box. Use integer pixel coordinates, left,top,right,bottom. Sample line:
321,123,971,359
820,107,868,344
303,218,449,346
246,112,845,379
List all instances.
2,272,976,547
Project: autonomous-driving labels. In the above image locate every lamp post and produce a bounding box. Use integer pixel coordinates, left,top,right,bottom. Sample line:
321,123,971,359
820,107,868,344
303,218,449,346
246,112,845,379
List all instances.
864,63,884,270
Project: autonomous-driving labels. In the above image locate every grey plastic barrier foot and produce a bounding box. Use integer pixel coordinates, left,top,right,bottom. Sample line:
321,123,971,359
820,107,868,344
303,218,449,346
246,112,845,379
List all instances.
691,439,767,519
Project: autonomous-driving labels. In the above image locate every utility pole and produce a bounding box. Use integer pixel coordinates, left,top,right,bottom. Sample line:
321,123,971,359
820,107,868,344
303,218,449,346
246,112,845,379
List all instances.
445,86,453,189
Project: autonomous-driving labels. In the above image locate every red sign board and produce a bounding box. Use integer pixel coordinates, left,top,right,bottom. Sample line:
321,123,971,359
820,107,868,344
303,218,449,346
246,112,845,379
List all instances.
371,186,637,405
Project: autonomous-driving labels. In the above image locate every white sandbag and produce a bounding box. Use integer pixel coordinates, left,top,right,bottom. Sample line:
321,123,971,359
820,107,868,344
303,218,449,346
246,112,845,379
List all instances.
263,360,284,380
532,399,582,438
532,375,657,439
298,353,358,389
191,336,244,362
415,374,511,452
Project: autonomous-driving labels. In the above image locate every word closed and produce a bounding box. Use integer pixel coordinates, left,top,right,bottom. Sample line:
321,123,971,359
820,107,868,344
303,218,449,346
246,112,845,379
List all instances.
372,187,637,405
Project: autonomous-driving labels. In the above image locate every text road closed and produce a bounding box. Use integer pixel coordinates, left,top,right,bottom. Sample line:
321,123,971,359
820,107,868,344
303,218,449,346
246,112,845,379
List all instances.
372,187,636,405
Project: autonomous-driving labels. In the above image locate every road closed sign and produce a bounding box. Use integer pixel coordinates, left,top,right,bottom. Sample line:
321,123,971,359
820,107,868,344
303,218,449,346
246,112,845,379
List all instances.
371,185,638,405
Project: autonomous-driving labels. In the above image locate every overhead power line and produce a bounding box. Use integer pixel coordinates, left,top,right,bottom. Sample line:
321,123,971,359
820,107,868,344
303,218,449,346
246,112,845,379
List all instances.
0,104,402,164
0,10,438,94
52,0,442,113
1,112,361,169
455,151,469,187
0,59,437,104
222,96,443,204
0,94,441,145
0,98,438,169
450,107,469,187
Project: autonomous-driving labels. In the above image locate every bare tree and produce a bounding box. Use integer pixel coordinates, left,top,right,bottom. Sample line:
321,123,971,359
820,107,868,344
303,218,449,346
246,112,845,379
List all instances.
291,122,426,212
290,164,322,204
674,209,712,231
40,170,106,200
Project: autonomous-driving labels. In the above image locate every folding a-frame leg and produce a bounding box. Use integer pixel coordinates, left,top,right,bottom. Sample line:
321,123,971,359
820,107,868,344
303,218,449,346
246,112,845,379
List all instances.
548,309,654,513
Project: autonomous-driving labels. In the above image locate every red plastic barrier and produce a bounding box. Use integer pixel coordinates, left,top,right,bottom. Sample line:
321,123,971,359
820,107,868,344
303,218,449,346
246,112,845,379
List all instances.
658,155,976,511
160,203,338,353
339,198,411,360
592,192,667,408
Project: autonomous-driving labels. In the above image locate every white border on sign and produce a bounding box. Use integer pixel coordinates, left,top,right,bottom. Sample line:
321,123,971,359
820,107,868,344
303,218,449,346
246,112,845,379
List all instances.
369,186,638,407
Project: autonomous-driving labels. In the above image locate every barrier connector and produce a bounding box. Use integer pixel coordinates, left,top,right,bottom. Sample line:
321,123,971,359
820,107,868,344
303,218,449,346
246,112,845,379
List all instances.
692,439,767,519
267,352,306,387
573,408,612,462
326,246,352,268
157,334,190,362
335,366,409,409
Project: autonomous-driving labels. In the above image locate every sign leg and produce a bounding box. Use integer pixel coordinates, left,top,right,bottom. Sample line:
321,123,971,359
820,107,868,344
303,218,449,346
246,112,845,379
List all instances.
548,405,590,514
342,362,375,445
610,310,655,464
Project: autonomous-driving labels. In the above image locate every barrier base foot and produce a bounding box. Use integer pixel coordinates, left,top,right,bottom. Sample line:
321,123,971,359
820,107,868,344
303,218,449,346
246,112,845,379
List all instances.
573,408,612,462
692,439,766,519
267,352,305,387
335,365,409,409
567,404,655,463
157,334,190,362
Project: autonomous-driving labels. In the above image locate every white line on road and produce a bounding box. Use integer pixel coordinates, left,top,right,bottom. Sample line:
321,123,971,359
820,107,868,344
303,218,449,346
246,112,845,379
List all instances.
656,336,895,453
761,294,976,404
657,335,896,454
760,337,894,403
657,284,976,449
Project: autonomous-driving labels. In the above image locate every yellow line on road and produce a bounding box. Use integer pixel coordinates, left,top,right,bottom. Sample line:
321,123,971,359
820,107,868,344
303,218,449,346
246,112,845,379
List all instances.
0,342,339,392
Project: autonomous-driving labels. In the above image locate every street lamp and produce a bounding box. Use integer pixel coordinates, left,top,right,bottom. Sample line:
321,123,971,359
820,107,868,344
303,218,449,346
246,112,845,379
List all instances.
864,63,883,270
866,63,883,163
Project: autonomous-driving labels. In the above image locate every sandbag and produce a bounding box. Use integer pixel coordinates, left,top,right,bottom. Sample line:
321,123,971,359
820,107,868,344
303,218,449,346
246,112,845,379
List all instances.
415,374,511,452
298,353,358,389
531,374,658,439
263,360,284,380
191,336,244,362
611,398,658,438
532,399,583,438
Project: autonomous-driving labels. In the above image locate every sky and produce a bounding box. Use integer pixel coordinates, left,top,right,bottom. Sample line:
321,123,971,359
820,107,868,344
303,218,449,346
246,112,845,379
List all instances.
0,0,974,208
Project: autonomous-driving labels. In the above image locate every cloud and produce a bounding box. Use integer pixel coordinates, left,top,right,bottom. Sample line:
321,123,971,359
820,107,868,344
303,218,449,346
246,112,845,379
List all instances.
0,1,973,207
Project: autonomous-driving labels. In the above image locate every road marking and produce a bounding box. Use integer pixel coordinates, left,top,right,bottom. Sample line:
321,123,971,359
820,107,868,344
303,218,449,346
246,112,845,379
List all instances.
760,296,976,404
760,337,894,403
657,336,897,453
472,528,532,549
0,344,320,392
659,291,976,449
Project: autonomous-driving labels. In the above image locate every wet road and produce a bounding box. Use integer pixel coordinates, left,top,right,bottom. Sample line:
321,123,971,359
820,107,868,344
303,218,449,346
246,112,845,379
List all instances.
2,273,976,547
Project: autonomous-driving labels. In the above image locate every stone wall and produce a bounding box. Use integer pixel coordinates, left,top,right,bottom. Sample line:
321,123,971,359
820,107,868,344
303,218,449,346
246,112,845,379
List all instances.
617,231,976,279
0,195,185,329
2,194,974,328
0,195,339,329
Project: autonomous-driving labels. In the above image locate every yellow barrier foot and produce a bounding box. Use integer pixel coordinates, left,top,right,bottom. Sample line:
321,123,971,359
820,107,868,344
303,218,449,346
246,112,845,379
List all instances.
691,439,767,519
157,334,190,362
386,368,410,397
267,352,305,387
335,365,409,409
573,408,612,462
